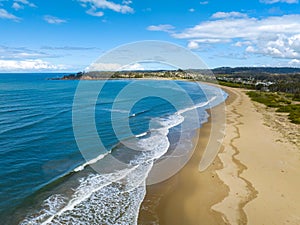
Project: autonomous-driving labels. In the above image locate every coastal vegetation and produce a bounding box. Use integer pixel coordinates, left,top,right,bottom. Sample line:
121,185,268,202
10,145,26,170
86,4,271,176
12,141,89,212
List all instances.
58,69,198,81
211,67,300,124
246,91,300,124
214,67,300,94
60,67,300,95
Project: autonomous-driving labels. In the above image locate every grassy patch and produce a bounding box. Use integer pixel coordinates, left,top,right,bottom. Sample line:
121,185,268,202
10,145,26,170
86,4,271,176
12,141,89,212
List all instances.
276,105,300,124
217,81,255,89
246,91,300,124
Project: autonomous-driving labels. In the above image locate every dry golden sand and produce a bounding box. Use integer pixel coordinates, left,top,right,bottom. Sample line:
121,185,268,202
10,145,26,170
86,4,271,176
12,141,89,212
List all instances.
138,86,300,225
226,88,300,225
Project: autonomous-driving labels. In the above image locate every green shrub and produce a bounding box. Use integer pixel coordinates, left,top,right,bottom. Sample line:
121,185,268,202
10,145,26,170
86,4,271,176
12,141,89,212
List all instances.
247,91,300,124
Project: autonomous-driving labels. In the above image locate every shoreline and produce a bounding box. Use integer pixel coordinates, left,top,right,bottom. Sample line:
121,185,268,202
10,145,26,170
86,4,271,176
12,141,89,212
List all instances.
138,85,234,225
138,85,300,225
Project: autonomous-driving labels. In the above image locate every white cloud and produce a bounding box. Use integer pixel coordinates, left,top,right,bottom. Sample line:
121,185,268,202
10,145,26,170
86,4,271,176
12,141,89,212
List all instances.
0,45,58,59
41,46,97,51
200,1,209,5
122,0,132,4
211,11,248,19
12,2,23,10
189,8,195,12
260,0,298,4
187,41,200,50
0,59,67,72
288,59,300,66
86,8,104,17
0,8,20,21
198,38,231,43
0,51,49,59
15,0,35,6
13,0,36,10
288,34,300,51
234,41,252,47
237,34,300,59
78,0,134,16
246,46,256,53
171,14,300,59
173,14,300,40
187,38,231,49
147,24,175,33
44,15,67,24
86,62,122,71
253,34,300,58
121,63,145,71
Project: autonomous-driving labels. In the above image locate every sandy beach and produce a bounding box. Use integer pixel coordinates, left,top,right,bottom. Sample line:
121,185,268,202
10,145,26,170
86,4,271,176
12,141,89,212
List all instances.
139,85,300,225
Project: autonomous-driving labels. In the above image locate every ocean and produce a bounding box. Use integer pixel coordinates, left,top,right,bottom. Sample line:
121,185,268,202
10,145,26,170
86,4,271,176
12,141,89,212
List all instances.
0,73,227,224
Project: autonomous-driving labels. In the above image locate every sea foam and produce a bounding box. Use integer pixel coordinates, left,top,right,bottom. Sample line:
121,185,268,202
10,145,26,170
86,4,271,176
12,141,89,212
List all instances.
20,95,219,225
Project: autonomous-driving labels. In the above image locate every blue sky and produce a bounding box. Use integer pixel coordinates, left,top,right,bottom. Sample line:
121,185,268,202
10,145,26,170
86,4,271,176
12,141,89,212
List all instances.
1,0,300,72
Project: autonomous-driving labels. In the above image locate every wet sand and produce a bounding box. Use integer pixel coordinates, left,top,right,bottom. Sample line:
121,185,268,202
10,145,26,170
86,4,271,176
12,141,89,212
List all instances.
138,85,300,225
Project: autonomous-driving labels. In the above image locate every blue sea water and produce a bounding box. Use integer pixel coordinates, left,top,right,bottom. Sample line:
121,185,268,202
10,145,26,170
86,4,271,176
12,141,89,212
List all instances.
0,73,227,225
